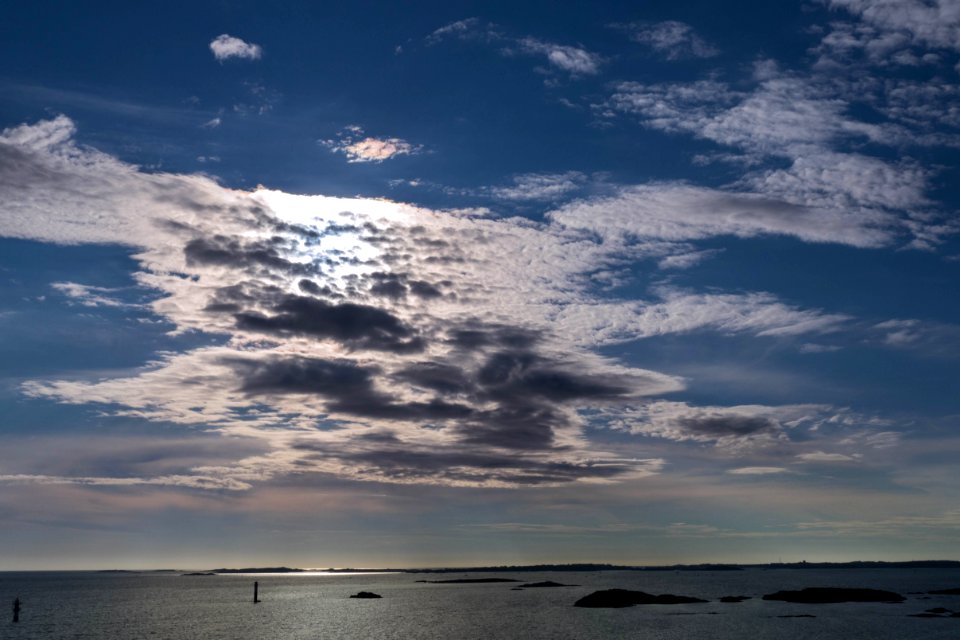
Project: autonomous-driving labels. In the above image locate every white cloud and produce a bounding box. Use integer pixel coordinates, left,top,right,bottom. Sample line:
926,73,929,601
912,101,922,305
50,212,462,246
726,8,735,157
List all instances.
50,282,140,308
728,466,790,475
823,0,960,55
518,38,603,75
600,73,953,249
657,249,722,270
209,34,262,62
548,183,896,248
426,19,602,77
0,117,897,491
489,171,587,201
618,20,719,59
426,18,485,44
321,126,422,163
795,451,861,462
0,473,251,491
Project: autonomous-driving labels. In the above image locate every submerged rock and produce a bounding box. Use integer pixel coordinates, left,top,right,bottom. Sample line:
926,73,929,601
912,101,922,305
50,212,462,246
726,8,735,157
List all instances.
349,592,382,599
719,595,751,603
762,587,904,603
520,581,578,588
574,589,708,608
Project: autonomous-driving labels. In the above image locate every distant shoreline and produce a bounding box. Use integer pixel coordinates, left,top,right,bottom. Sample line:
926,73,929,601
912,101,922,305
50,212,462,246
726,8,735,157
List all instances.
5,560,955,574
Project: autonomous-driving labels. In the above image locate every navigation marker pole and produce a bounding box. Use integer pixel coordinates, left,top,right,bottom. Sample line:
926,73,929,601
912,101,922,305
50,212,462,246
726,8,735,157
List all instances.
254,581,260,604
12,597,20,623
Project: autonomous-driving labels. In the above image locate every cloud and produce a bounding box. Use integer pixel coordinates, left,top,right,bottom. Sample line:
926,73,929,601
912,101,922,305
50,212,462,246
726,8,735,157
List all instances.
234,295,426,353
321,126,422,163
607,401,837,447
209,34,262,62
517,38,603,75
796,451,861,462
548,183,896,248
50,282,142,309
488,172,588,201
616,21,719,59
427,19,603,77
0,473,252,491
820,0,960,62
598,72,954,249
2,117,890,490
426,18,486,44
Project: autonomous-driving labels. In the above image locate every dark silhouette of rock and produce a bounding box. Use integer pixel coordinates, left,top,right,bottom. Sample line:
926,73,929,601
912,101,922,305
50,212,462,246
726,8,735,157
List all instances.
929,588,960,595
778,614,816,618
719,595,750,603
510,587,524,591
350,592,382,599
416,578,520,584
520,581,578,588
910,613,944,618
926,608,951,614
762,587,904,603
574,589,708,608
182,572,216,576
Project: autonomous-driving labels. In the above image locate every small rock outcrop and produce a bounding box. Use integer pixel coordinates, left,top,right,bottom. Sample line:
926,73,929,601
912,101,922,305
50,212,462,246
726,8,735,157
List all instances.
349,592,382,599
181,572,217,576
762,587,904,603
574,589,708,608
929,588,960,595
520,581,578,588
719,595,750,603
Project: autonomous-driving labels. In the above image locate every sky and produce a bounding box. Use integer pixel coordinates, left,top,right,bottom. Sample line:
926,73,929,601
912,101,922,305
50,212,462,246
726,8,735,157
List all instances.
1,0,959,570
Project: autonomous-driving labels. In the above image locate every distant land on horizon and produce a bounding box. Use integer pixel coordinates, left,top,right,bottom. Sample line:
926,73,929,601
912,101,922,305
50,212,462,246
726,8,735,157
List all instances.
54,560,960,574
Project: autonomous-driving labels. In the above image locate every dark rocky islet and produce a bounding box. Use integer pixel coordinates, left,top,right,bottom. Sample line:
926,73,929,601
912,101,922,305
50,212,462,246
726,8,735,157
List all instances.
519,581,578,588
349,592,382,599
761,587,905,603
719,595,751,603
574,589,708,608
929,588,960,595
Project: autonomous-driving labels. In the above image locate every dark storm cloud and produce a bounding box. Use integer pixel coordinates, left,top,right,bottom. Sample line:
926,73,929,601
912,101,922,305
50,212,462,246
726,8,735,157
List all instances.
364,271,444,300
234,294,425,353
456,406,560,449
184,235,316,275
234,356,473,422
297,278,337,297
477,352,630,401
677,415,775,437
446,325,540,350
238,357,374,397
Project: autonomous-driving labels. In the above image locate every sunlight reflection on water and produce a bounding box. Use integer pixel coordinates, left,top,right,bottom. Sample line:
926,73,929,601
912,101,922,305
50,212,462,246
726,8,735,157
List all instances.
2,569,959,640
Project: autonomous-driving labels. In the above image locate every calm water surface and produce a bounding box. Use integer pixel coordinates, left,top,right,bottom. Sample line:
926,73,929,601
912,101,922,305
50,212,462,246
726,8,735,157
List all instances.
2,569,959,639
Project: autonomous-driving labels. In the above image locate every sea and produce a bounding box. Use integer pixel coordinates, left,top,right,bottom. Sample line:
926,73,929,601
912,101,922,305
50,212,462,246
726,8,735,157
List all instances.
1,568,959,639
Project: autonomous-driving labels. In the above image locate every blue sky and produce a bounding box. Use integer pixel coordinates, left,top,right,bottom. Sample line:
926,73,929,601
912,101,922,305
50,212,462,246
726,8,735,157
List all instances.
1,0,960,569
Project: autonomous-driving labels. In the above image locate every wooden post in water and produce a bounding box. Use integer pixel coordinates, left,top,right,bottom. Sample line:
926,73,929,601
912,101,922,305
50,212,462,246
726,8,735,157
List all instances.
12,597,20,623
253,581,259,604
